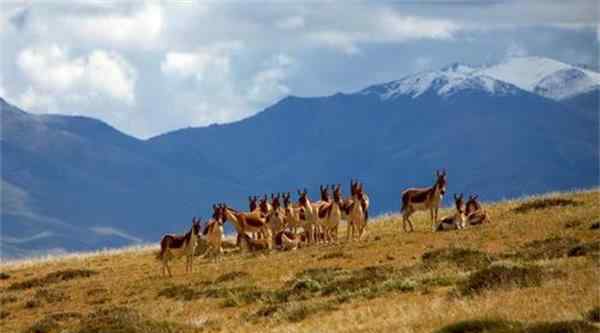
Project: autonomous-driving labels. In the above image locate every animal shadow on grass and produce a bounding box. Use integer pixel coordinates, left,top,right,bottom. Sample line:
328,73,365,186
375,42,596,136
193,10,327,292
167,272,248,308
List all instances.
422,248,495,271
8,269,97,291
511,197,582,214
457,261,545,296
24,307,188,333
434,318,599,333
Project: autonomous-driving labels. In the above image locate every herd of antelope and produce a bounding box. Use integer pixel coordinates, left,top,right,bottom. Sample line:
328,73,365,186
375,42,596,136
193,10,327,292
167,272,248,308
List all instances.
157,171,490,277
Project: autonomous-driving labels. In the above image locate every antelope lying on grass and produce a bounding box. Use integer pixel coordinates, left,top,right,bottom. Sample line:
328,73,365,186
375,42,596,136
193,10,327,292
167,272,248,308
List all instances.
274,230,304,251
401,170,447,232
465,194,491,225
435,194,466,231
157,217,201,277
238,229,273,252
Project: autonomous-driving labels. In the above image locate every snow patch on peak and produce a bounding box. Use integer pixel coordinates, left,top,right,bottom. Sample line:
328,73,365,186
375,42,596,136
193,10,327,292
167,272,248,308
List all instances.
479,56,600,100
360,62,517,100
479,56,574,91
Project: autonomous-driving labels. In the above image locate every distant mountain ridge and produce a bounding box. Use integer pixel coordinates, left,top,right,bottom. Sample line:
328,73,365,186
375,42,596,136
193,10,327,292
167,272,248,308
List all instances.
2,56,598,259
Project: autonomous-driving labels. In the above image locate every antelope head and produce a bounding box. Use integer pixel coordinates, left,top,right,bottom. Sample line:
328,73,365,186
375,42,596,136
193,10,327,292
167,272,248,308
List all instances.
248,196,259,212
435,170,447,195
453,193,465,214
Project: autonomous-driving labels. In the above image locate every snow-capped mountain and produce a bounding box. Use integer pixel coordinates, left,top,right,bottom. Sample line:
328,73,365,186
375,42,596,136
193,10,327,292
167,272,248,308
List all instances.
479,56,600,100
361,56,599,103
360,63,519,99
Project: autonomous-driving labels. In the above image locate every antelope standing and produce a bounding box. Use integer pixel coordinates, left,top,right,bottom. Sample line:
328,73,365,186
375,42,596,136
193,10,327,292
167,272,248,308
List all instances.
266,194,287,239
465,194,491,225
204,204,226,262
401,170,447,232
346,183,369,241
248,196,259,213
297,189,325,244
157,217,201,277
435,194,466,231
222,205,270,244
350,179,370,221
316,184,343,243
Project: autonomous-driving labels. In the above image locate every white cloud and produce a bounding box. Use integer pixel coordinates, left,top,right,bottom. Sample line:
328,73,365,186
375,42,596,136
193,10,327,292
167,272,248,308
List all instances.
276,15,305,30
310,31,362,55
247,53,295,104
62,4,163,48
377,12,458,41
505,42,528,58
0,75,6,97
16,45,136,110
160,41,242,79
248,68,290,103
415,57,433,71
309,11,459,55
90,227,142,243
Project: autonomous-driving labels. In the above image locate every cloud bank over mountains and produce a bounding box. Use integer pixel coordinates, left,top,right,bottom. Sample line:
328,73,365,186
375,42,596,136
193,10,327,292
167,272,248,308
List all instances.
0,1,597,138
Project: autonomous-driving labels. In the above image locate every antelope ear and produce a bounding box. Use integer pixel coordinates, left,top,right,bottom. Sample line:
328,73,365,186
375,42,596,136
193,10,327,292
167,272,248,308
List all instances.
453,193,458,200
297,189,302,196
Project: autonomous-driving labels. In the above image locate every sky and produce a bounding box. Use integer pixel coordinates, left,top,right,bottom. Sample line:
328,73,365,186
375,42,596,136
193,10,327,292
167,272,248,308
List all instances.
0,1,598,139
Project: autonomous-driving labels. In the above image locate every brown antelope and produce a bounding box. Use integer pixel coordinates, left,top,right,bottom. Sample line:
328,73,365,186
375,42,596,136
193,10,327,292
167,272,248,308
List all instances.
318,184,343,243
282,192,313,246
204,204,226,262
401,170,447,232
298,189,325,244
248,196,259,213
222,205,270,244
346,183,369,241
238,229,273,252
465,194,491,225
274,230,304,251
266,194,287,238
351,179,370,221
157,217,202,277
435,194,466,231
259,194,273,215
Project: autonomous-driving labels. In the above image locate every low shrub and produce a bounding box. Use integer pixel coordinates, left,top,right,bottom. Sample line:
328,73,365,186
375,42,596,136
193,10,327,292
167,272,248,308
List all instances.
215,271,250,283
459,262,544,295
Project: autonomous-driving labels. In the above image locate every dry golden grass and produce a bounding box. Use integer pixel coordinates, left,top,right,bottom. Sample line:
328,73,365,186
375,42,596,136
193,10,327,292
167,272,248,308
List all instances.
1,189,599,333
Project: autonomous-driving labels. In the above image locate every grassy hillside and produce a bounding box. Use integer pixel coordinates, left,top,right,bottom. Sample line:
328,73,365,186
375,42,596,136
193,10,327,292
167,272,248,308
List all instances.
1,190,599,333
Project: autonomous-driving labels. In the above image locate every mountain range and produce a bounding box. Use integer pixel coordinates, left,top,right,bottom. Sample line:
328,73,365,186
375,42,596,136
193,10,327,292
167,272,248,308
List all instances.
1,56,598,259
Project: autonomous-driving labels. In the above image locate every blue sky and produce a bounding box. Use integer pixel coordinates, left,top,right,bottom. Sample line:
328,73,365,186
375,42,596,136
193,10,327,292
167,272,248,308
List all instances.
0,1,597,138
